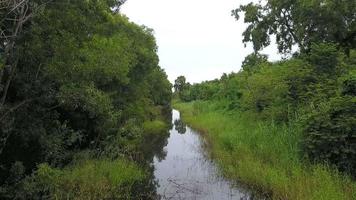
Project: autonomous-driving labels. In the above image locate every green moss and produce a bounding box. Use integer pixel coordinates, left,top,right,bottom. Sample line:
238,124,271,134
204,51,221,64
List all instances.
174,100,356,200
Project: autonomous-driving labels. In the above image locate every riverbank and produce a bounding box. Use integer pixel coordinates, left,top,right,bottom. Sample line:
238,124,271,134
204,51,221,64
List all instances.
13,108,173,199
174,101,356,200
21,159,146,199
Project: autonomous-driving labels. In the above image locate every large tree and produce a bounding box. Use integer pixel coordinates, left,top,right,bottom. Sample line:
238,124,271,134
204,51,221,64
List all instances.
0,0,38,108
232,0,356,54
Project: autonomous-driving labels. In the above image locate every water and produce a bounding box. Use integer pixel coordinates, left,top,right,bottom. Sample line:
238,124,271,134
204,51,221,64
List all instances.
152,110,251,200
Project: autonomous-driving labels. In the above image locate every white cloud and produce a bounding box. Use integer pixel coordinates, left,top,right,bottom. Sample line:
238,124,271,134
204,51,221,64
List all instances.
121,0,281,83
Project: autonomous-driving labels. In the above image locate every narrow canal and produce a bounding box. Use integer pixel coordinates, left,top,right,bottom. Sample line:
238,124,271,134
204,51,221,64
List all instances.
152,110,251,200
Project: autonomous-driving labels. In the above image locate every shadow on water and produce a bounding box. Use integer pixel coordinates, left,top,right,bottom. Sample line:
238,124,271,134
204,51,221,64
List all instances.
138,109,266,200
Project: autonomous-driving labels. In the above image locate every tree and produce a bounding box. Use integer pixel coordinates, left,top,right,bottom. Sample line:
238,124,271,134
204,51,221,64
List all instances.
0,0,43,157
241,53,269,74
174,76,186,93
0,0,37,108
307,43,339,75
0,1,172,198
232,0,356,54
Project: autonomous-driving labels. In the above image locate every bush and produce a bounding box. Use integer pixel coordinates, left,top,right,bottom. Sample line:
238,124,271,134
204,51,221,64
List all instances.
304,96,356,177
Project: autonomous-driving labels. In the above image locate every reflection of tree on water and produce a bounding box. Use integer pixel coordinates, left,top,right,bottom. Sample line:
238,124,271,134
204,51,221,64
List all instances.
130,109,173,199
174,119,187,134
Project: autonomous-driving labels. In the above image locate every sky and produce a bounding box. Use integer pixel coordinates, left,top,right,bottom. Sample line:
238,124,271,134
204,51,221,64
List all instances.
121,0,281,84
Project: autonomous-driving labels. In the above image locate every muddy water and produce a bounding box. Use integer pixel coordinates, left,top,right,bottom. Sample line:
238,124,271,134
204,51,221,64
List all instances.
152,110,251,200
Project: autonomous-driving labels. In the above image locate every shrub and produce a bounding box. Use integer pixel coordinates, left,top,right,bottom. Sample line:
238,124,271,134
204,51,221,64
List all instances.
304,96,356,177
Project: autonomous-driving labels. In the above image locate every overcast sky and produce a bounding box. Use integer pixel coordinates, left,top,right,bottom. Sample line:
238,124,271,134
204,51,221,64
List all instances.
121,0,281,83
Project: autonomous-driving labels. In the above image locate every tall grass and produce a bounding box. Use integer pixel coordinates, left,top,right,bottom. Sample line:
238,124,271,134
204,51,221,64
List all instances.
143,120,168,135
22,159,146,200
174,101,356,200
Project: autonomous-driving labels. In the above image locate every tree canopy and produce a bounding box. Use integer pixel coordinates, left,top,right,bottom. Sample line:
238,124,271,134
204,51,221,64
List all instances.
0,1,172,198
232,0,356,54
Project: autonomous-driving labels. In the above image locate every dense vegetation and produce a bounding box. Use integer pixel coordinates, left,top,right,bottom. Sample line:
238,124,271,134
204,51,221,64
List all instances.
0,0,172,199
175,101,355,199
174,0,355,199
1,0,355,199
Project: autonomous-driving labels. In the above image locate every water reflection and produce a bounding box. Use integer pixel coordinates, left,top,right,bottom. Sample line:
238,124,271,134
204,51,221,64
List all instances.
138,109,264,199
135,109,172,199
152,110,254,200
174,119,187,134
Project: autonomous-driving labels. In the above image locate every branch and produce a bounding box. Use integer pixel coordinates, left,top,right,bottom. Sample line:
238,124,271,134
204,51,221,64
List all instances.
0,68,3,92
281,9,304,52
8,0,28,14
0,98,35,122
0,58,17,106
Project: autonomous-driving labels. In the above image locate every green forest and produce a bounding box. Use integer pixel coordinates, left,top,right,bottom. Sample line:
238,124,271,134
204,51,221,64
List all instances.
0,0,355,199
0,0,172,199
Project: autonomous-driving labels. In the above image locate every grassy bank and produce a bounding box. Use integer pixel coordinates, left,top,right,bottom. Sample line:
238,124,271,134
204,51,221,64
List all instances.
15,110,173,200
174,101,356,200
143,120,169,135
21,159,146,200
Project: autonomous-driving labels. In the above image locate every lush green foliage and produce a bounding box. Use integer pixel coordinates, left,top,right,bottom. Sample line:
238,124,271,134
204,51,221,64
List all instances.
176,47,356,177
0,1,172,199
304,96,356,175
232,0,356,54
175,101,356,200
19,159,145,200
143,120,169,135
173,1,356,196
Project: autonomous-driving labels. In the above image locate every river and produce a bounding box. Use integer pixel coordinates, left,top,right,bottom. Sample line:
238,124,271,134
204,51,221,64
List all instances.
151,109,252,200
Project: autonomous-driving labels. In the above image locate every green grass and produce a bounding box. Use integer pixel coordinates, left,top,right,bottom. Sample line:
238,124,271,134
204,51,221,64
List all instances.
174,100,356,200
24,159,145,200
143,120,168,135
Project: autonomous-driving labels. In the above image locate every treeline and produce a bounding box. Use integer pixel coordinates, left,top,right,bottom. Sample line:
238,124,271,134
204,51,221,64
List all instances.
175,0,356,178
0,0,171,199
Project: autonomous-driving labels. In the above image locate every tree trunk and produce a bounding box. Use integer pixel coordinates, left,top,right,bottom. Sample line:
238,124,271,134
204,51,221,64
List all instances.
0,0,31,107
0,59,17,106
0,68,3,92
